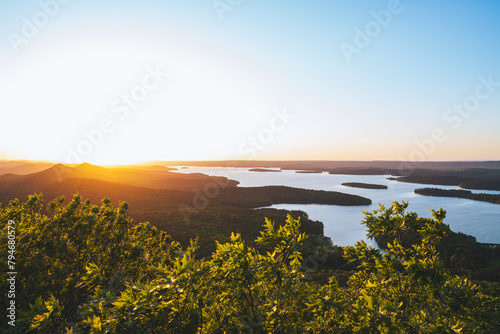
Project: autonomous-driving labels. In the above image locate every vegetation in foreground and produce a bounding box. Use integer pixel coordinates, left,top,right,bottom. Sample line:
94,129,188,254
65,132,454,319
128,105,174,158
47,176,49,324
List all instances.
1,195,499,333
136,206,327,258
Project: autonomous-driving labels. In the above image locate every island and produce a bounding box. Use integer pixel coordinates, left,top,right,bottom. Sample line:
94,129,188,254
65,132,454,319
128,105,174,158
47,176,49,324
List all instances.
248,168,281,172
0,162,374,258
341,182,388,190
295,170,324,174
139,161,500,191
414,188,500,204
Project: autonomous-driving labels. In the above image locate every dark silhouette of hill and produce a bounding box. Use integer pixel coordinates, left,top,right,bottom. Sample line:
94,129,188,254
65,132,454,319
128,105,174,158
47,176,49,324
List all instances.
414,188,500,204
0,163,238,198
394,168,500,190
0,163,237,210
0,164,81,199
322,167,500,191
42,178,192,208
0,160,55,175
329,168,396,175
117,164,177,172
70,162,239,190
0,163,371,209
458,179,500,191
0,163,371,257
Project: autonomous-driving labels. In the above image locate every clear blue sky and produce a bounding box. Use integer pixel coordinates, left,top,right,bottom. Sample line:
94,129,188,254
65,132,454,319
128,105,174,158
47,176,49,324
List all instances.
1,0,499,164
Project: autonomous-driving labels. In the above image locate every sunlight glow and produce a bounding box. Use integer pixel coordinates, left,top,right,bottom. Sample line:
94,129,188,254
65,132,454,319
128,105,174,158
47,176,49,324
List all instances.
1,1,499,163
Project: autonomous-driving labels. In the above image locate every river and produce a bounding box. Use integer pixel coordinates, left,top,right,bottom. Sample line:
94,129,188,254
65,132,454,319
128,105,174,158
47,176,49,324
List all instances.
172,167,500,247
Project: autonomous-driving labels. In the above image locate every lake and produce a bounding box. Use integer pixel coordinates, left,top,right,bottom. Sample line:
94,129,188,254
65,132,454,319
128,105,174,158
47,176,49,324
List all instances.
172,167,500,247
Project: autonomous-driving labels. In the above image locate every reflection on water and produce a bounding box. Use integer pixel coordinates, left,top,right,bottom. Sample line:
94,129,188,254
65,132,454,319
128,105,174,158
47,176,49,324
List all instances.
172,167,500,247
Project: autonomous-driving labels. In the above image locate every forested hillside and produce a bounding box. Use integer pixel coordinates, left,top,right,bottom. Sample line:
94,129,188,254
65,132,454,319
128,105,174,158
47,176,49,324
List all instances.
1,195,499,333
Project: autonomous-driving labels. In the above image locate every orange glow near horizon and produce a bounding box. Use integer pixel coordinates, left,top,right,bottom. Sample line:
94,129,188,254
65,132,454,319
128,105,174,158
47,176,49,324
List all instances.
1,150,498,168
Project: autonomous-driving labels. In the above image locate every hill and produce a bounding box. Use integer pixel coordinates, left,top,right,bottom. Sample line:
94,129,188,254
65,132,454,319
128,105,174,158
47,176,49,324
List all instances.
0,160,55,175
150,159,500,170
0,163,371,207
394,168,500,191
0,164,371,254
0,163,238,196
2,197,498,333
414,188,500,205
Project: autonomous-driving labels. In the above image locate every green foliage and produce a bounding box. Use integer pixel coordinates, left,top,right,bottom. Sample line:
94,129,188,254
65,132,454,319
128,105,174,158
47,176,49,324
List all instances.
343,202,469,332
0,193,180,332
144,206,326,259
373,201,500,282
1,196,498,333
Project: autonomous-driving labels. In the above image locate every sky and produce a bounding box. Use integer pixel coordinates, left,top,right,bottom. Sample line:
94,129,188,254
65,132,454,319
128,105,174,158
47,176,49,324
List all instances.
0,0,499,165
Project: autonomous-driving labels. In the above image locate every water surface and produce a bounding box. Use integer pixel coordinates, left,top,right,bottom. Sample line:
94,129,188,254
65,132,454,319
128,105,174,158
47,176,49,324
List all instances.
172,167,500,247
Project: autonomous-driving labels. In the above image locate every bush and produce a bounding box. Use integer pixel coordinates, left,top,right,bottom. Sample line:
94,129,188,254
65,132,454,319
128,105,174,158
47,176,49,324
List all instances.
1,196,497,333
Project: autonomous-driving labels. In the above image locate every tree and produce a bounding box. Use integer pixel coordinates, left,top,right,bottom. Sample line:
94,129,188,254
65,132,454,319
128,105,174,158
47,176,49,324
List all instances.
1,195,495,333
337,201,477,332
0,194,180,332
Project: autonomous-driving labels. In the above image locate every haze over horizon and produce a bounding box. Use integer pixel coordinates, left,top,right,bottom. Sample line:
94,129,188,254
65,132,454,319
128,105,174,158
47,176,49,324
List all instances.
1,0,499,165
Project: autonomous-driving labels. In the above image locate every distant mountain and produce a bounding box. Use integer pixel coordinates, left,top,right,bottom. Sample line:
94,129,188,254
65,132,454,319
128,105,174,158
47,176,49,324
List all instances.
0,163,239,204
0,161,372,255
0,164,81,199
0,160,55,175
394,168,500,190
145,160,500,170
0,163,371,210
